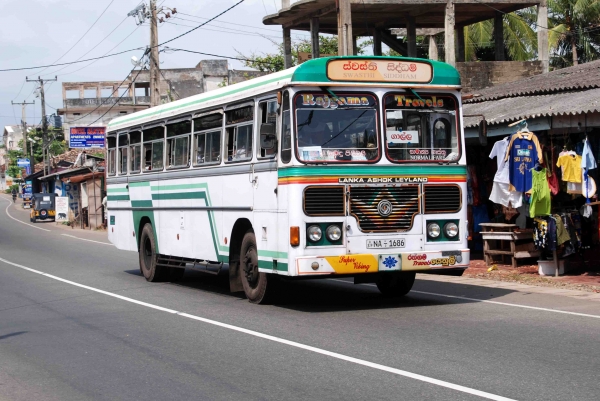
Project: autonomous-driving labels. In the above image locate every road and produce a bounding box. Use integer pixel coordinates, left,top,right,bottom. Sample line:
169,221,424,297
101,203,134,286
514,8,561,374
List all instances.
0,194,599,401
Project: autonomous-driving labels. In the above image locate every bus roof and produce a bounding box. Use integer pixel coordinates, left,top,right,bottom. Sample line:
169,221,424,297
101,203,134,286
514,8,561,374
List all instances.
107,56,460,132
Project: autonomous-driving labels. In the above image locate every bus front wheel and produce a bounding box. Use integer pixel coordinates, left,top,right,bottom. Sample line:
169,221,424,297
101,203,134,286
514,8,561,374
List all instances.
376,272,416,297
240,230,271,304
139,223,167,282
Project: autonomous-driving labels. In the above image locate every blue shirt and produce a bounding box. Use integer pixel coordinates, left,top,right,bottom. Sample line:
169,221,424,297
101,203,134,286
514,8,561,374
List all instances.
506,132,543,193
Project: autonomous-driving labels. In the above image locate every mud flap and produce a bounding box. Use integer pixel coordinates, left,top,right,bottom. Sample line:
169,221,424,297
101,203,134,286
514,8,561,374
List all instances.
228,260,244,292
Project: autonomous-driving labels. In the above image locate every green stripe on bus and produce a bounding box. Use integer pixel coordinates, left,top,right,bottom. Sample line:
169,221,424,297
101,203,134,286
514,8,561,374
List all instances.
258,260,289,272
108,195,130,201
107,188,128,193
278,165,467,177
129,182,151,187
131,200,153,207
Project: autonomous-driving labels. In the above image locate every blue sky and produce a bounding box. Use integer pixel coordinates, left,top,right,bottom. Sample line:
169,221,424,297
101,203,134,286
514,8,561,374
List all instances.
0,0,312,131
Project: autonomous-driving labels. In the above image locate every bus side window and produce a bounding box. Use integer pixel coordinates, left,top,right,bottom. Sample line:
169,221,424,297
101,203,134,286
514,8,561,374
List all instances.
258,99,278,158
166,120,191,168
281,91,291,163
225,106,253,163
142,126,165,172
118,133,128,175
129,131,142,173
107,136,117,175
192,113,222,165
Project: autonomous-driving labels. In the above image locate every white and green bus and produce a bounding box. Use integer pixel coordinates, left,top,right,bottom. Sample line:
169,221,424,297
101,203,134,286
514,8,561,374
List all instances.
107,56,469,303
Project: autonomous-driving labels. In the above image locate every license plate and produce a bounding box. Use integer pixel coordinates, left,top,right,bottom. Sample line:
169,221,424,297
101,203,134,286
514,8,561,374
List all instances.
366,239,405,249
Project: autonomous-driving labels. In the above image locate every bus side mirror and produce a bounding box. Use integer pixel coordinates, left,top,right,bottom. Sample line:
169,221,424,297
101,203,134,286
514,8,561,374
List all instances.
478,119,487,146
260,123,276,149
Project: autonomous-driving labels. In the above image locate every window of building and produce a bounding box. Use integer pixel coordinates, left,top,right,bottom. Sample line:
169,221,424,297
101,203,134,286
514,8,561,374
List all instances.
84,88,97,98
129,131,142,173
193,113,222,165
66,90,79,99
142,126,164,171
166,120,191,168
101,88,113,98
225,105,253,163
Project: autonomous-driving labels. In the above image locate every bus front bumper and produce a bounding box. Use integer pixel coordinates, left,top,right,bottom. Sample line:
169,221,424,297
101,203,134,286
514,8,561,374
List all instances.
295,249,470,276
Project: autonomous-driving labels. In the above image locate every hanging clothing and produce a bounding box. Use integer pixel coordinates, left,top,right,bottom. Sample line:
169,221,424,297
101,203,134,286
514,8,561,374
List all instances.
581,139,597,170
547,169,559,196
553,214,570,246
489,137,510,184
556,153,582,183
490,182,523,208
505,131,543,193
530,168,551,217
489,137,523,208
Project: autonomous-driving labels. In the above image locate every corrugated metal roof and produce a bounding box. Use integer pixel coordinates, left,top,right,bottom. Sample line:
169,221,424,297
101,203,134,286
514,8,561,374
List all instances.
463,88,600,128
464,60,600,103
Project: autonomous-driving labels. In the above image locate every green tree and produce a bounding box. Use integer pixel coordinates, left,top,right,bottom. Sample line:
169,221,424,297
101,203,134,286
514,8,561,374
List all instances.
238,36,367,72
6,149,24,179
20,127,66,165
547,0,600,68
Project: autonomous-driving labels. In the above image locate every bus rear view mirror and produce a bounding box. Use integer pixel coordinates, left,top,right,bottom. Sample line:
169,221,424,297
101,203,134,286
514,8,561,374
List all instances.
478,119,487,146
260,123,276,149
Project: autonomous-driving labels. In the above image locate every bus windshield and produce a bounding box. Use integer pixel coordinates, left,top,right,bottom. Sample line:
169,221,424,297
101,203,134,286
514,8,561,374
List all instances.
295,93,379,163
384,93,460,162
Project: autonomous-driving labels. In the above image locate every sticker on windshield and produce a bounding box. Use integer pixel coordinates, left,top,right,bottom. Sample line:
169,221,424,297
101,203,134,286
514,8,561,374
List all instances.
387,130,418,144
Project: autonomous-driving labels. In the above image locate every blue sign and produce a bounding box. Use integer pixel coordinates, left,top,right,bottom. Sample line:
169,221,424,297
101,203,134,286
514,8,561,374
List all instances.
70,127,106,149
17,158,30,167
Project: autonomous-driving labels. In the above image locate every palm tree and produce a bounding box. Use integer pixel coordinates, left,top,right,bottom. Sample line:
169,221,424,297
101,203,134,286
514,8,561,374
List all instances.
547,0,600,67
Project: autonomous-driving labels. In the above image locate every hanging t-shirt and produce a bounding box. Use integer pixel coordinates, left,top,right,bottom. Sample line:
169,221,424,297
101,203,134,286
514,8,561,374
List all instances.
556,154,582,183
504,131,543,193
530,168,551,217
489,137,510,184
581,139,597,170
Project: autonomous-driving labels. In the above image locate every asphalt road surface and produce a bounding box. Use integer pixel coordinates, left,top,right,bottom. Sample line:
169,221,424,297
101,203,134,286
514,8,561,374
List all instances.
1,194,599,401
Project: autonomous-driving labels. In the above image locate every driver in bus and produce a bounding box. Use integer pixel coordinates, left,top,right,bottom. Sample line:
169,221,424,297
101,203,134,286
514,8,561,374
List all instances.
299,119,333,147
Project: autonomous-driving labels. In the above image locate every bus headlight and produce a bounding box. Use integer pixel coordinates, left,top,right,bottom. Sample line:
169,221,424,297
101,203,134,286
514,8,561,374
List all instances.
444,222,459,238
427,222,441,239
307,225,322,242
326,225,342,242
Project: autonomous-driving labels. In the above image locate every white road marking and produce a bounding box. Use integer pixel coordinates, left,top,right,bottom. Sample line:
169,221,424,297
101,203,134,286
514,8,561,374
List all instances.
2,197,51,232
0,255,515,401
61,234,113,246
331,279,600,320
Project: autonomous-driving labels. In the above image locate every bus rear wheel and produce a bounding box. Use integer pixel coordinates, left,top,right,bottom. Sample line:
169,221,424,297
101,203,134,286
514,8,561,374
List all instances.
139,223,167,282
376,272,416,297
240,230,271,304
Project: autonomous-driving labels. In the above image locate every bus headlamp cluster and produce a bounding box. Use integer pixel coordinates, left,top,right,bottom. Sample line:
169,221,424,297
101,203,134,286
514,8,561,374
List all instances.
427,222,441,238
427,221,459,240
444,222,459,238
307,224,343,243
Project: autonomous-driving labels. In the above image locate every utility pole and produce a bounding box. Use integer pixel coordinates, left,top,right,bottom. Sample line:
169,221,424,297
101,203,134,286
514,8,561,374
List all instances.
149,0,160,107
128,1,176,107
11,100,35,158
26,76,57,177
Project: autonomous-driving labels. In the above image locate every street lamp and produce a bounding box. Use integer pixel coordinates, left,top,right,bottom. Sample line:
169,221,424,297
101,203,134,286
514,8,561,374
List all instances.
28,137,38,161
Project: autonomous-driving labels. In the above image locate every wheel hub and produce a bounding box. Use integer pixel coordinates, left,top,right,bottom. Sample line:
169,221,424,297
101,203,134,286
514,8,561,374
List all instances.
243,247,258,286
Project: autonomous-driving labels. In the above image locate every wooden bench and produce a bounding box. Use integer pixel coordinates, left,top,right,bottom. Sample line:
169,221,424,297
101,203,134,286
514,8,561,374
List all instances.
480,223,540,268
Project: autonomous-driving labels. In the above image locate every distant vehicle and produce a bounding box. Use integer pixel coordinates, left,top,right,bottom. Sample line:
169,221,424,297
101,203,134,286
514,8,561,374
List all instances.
106,56,468,303
30,193,56,223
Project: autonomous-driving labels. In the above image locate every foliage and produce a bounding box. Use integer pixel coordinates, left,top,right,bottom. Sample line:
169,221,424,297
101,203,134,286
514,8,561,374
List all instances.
237,36,367,72
5,149,23,179
19,126,66,165
5,184,20,194
547,0,600,68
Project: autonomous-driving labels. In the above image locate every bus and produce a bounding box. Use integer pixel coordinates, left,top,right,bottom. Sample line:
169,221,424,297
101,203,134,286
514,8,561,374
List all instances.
106,56,469,303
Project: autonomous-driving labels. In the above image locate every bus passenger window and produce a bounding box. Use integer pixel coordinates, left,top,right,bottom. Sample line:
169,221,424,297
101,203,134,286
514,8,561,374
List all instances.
258,100,278,158
118,133,128,175
166,120,191,168
281,91,291,163
225,106,253,163
129,131,142,173
107,136,117,175
193,113,222,166
142,126,165,171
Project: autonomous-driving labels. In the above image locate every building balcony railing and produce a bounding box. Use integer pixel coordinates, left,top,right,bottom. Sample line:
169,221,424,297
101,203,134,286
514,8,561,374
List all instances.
63,96,151,108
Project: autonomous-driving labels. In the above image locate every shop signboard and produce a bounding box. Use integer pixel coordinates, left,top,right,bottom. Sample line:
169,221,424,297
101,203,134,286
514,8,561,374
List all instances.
69,127,106,149
22,180,32,209
55,196,69,222
17,158,31,175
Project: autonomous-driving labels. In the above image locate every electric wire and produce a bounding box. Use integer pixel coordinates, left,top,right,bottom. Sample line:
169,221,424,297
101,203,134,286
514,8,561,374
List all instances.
165,47,279,67
36,0,116,75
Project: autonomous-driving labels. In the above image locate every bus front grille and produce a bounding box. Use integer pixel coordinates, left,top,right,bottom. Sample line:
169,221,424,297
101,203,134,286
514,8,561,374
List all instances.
423,185,461,213
303,186,345,216
350,186,419,232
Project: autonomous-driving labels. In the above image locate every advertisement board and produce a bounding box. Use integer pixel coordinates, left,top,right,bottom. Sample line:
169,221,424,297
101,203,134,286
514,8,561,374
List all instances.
55,196,69,222
70,127,106,149
22,181,32,209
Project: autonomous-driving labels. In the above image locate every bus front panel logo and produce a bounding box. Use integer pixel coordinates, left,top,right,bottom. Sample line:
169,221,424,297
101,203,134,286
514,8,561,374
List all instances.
377,200,393,217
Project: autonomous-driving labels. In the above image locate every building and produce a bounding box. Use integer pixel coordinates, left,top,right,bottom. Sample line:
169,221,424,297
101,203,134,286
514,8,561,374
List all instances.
57,60,267,143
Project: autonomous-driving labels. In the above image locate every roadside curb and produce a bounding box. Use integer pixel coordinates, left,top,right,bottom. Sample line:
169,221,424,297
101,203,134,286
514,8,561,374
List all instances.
416,273,600,302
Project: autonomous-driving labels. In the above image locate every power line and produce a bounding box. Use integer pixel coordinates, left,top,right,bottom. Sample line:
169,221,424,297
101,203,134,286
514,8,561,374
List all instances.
164,19,285,40
36,0,117,75
166,47,279,67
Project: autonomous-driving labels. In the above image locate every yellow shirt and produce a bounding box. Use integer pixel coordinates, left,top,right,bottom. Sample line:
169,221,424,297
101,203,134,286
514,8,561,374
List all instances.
556,154,582,183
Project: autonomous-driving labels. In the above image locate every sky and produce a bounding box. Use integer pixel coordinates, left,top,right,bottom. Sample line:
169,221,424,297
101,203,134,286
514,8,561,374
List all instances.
0,0,314,131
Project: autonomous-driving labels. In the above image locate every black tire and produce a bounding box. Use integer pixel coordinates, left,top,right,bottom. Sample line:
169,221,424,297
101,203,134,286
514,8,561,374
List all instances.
376,272,416,297
240,230,272,304
139,223,167,282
